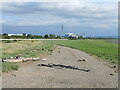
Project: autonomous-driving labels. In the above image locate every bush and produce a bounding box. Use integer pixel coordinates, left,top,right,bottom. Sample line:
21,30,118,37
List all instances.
11,65,19,70
13,40,18,42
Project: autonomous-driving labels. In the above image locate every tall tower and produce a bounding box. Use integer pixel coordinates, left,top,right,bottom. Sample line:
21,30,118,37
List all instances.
62,24,63,38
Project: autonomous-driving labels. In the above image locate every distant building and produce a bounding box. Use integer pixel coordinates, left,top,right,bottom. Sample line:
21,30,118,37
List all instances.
8,34,16,36
82,34,86,38
8,34,28,36
64,33,79,38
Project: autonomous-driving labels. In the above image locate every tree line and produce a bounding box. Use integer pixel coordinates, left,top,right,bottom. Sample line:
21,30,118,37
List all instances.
0,33,62,39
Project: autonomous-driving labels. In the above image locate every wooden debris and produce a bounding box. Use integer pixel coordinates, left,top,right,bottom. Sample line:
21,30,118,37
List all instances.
38,63,90,72
3,57,40,62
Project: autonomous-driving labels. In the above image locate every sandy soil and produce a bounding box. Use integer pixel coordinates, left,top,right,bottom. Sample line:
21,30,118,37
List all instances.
2,46,118,88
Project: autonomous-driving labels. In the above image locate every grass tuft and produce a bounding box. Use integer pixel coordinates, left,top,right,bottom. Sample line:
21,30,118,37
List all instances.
2,62,19,72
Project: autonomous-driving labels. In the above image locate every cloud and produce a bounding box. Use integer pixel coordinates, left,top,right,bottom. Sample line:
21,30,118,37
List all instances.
0,20,2,24
2,0,119,2
3,13,80,27
39,1,116,12
1,1,118,36
2,1,117,14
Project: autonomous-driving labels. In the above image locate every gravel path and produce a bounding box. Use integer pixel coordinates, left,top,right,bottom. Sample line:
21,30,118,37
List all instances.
2,46,118,88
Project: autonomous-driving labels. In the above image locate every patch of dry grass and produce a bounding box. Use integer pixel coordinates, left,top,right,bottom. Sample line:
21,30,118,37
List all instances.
1,40,54,72
2,40,42,59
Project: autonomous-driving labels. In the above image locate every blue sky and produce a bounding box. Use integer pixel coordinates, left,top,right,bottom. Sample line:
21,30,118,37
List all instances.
1,0,118,36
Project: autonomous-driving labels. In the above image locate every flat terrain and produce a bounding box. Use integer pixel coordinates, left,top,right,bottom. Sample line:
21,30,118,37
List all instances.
48,39,118,64
2,46,118,88
1,39,118,72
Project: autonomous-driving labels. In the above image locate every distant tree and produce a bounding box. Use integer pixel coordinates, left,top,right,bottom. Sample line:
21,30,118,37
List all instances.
56,35,61,39
33,35,43,39
0,34,2,39
78,36,83,39
2,33,63,39
2,33,10,39
4,36,11,39
22,33,26,36
22,33,27,38
69,36,77,40
3,33,8,36
39,35,43,38
44,34,49,38
27,34,33,39
49,34,55,39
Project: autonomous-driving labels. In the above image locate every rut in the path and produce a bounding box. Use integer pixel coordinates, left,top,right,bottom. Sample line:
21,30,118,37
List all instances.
38,63,90,72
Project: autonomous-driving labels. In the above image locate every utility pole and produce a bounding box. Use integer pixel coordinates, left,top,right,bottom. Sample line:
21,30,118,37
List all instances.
62,24,63,38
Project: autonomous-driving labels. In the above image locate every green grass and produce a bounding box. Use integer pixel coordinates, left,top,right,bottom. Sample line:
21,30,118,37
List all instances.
1,39,118,72
1,40,54,72
45,39,118,64
2,40,54,59
2,62,19,72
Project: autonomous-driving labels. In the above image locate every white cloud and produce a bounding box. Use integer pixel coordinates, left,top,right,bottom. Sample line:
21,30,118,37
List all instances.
39,1,117,12
3,12,116,30
2,0,119,2
0,20,2,24
2,1,118,31
3,13,80,27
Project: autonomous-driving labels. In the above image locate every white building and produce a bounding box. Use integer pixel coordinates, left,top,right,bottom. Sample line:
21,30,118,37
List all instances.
8,34,16,36
8,34,27,36
64,33,79,38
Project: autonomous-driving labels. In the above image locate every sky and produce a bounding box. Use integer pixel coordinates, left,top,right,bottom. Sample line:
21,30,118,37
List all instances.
1,0,119,36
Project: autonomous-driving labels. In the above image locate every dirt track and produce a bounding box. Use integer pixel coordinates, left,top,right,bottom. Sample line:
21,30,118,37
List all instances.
2,46,118,88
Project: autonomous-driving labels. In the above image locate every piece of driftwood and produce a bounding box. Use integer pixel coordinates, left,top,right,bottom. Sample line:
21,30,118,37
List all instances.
2,57,40,62
38,63,90,72
3,59,23,62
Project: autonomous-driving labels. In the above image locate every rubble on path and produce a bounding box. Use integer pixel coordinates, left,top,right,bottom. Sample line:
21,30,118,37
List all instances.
2,57,40,62
78,58,87,62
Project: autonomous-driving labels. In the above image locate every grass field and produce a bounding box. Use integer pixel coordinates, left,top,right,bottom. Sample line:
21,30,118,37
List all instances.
45,39,118,64
1,40,54,72
1,39,118,72
2,40,54,59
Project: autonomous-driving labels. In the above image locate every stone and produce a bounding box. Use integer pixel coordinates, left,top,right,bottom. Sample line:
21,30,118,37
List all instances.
42,58,47,61
110,74,114,76
10,57,14,59
78,58,87,62
12,74,16,77
82,59,86,61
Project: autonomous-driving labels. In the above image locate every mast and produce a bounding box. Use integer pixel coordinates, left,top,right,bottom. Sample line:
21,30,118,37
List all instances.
62,24,63,38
